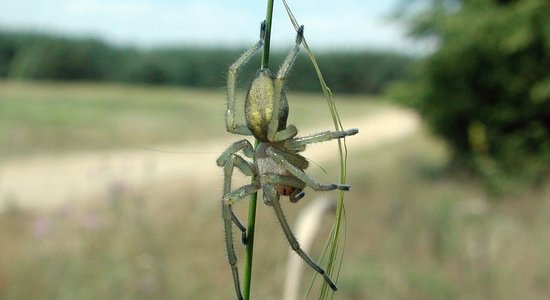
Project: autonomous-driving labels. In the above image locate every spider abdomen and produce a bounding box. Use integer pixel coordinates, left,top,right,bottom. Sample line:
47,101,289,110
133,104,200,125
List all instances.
245,69,289,142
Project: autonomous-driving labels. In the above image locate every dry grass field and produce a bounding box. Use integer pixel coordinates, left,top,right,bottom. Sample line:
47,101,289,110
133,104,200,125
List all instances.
0,81,548,299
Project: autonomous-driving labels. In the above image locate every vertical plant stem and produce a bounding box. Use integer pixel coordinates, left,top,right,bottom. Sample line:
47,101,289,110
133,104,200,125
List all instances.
242,1,274,299
261,0,274,69
242,178,258,300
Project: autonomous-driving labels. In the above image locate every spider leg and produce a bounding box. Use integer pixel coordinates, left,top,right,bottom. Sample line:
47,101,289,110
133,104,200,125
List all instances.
261,174,307,203
263,184,338,291
230,210,247,242
286,128,359,152
270,145,309,169
221,152,256,244
218,140,257,241
266,147,351,191
267,25,305,142
222,183,258,300
218,141,258,299
276,25,304,80
216,139,255,168
227,21,266,136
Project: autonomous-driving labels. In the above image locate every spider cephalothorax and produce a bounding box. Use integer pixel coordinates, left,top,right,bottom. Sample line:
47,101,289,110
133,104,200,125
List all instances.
217,21,358,300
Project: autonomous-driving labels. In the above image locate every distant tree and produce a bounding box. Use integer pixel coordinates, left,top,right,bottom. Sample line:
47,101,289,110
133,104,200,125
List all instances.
392,0,550,192
0,32,44,77
0,31,415,94
9,36,115,80
0,33,18,77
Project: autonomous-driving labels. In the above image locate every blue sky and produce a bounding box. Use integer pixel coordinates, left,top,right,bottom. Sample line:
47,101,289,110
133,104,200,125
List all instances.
0,0,426,52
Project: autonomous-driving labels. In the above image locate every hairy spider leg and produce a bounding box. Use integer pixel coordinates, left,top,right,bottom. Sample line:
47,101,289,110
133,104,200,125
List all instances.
226,21,266,136
261,174,306,202
258,143,309,170
218,139,263,300
218,140,257,244
261,144,352,290
224,155,255,238
262,183,338,291
266,147,351,191
286,128,359,152
222,183,259,300
276,25,304,80
275,150,309,171
216,139,255,167
267,25,305,142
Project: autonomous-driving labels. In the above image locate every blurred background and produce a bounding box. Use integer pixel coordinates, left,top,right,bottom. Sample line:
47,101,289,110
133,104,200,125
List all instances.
1,0,549,299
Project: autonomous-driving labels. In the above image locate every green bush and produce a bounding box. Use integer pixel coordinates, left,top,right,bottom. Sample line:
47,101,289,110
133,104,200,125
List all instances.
392,0,550,192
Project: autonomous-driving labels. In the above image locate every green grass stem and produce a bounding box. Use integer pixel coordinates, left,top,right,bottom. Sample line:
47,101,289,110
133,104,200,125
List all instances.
261,0,274,70
242,1,274,299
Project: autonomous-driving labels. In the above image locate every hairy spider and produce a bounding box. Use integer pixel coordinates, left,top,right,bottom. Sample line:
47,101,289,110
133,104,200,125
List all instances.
217,21,358,300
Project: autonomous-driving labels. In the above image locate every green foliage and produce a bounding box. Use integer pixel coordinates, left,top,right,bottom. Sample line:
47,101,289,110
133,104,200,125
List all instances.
2,32,116,81
392,0,550,192
0,30,414,94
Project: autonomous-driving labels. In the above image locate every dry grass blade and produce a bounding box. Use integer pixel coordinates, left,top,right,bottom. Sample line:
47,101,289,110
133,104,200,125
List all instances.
282,1,350,299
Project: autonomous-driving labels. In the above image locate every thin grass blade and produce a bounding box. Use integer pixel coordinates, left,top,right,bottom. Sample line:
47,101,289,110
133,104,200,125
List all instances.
282,1,350,299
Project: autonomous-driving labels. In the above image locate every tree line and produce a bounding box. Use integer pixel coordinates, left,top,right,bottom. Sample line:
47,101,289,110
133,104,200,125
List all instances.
0,30,415,94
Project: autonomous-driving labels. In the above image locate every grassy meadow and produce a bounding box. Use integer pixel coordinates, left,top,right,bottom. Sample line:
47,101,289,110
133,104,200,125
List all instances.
0,80,381,157
0,81,549,299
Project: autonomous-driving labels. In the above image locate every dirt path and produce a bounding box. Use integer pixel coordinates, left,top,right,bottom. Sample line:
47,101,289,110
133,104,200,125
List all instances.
0,108,420,211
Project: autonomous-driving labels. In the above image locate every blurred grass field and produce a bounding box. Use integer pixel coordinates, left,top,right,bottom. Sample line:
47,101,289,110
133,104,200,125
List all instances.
0,80,383,157
0,81,549,299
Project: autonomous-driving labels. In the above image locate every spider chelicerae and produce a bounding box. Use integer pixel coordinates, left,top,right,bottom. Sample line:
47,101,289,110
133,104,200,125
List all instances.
217,21,358,299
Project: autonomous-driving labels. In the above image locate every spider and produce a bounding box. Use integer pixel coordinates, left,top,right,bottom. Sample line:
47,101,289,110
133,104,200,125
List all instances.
217,21,358,300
